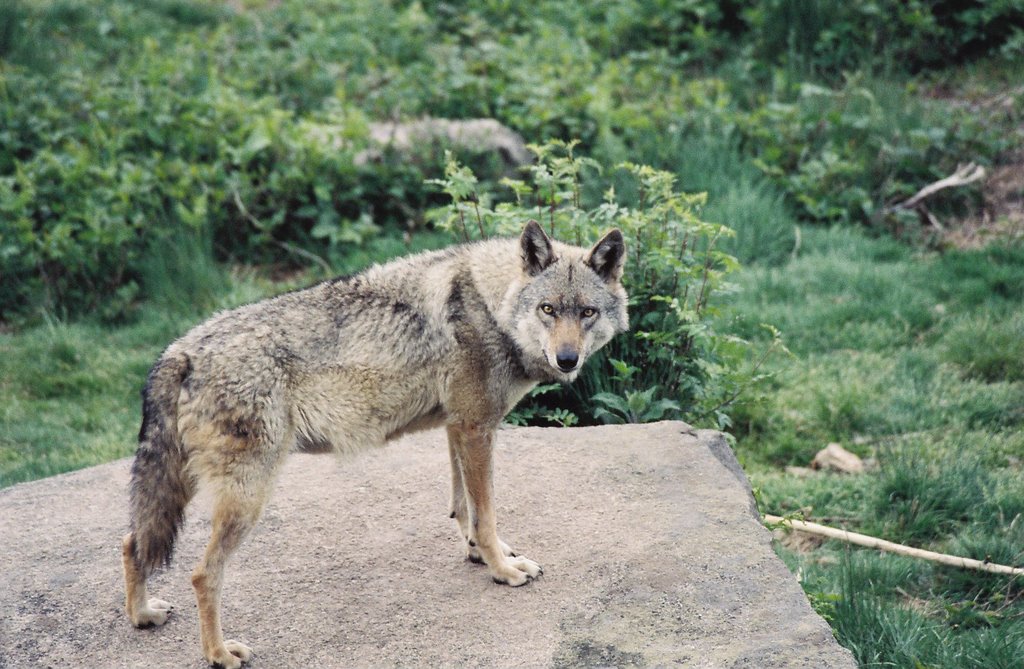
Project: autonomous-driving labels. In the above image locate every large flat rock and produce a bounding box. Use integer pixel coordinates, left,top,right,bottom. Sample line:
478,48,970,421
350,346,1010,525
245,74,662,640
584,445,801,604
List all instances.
0,422,854,668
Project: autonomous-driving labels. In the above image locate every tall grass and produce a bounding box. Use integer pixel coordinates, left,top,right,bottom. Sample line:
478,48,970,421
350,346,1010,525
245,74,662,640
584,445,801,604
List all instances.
801,550,1024,669
942,311,1024,383
140,226,230,316
627,130,795,266
0,317,167,486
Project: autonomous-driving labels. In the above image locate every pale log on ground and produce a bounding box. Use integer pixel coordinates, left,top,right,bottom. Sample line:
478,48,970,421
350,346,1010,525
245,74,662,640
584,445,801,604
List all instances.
766,515,1024,577
0,422,854,668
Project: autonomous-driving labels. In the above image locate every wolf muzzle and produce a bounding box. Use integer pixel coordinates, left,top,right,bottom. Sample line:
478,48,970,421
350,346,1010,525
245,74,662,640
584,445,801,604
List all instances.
555,346,579,372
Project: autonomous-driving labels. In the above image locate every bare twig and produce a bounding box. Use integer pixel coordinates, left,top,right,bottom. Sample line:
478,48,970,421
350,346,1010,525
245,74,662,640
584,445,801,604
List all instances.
694,230,720,315
472,197,486,240
765,514,1024,577
232,188,333,274
273,240,333,275
548,184,556,236
457,206,469,242
892,162,986,211
919,204,944,231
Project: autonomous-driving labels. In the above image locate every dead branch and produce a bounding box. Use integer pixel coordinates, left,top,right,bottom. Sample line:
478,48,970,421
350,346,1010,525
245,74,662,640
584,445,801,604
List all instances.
764,514,1024,577
893,162,986,211
233,188,333,274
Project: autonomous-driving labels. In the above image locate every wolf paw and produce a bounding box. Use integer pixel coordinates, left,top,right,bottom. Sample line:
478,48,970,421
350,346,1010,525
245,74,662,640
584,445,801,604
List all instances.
490,555,542,587
468,537,516,564
209,640,252,669
132,598,173,627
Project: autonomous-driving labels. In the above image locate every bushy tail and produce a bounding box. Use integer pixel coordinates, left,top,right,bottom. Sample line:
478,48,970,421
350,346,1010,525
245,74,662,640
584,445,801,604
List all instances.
126,352,194,575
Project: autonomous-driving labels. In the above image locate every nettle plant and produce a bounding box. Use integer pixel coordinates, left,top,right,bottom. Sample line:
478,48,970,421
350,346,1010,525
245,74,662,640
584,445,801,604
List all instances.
430,140,784,429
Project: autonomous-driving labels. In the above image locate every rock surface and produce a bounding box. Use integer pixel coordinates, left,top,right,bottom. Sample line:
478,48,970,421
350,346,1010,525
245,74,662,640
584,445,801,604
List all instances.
0,422,855,668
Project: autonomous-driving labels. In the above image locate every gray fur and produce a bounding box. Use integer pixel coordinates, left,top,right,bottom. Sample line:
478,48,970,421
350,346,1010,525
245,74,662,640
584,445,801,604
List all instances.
122,222,628,667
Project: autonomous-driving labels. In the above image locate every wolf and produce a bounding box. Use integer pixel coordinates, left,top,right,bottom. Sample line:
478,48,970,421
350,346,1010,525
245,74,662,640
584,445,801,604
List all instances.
120,220,627,668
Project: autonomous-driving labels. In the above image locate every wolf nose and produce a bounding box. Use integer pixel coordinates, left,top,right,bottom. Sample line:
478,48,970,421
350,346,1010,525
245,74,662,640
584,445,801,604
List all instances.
556,350,579,372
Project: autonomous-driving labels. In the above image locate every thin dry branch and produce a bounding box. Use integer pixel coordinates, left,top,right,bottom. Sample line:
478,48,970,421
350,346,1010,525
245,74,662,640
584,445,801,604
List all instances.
765,514,1024,577
893,162,986,211
233,188,333,274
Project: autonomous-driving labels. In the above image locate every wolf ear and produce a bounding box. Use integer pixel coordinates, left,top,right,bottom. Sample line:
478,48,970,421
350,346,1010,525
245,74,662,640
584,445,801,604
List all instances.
520,220,557,276
586,229,626,283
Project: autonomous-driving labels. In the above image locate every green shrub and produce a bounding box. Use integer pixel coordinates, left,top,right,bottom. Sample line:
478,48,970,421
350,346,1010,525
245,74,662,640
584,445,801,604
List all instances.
733,73,1011,228
0,31,425,320
1,0,556,322
0,0,230,74
4,0,1017,324
429,140,783,428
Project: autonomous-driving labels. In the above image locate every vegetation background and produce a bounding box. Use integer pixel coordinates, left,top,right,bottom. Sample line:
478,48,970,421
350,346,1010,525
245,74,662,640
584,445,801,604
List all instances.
2,1,1023,666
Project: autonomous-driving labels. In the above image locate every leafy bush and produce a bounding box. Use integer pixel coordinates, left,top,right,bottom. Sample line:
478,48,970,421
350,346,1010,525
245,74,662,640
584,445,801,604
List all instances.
429,140,783,428
731,73,1013,228
0,19,455,320
0,1,519,321
4,0,1018,322
0,0,232,79
0,56,373,319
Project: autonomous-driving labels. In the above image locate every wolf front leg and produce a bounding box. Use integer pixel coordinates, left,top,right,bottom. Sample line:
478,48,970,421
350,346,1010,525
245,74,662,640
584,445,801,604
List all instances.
447,437,517,563
446,422,542,586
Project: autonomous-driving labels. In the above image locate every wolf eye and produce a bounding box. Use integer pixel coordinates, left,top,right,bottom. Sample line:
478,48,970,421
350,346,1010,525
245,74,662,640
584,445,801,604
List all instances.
581,307,597,318
540,303,555,315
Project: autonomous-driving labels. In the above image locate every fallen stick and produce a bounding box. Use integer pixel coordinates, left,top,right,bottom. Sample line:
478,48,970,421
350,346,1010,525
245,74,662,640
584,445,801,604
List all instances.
764,514,1024,577
892,162,986,211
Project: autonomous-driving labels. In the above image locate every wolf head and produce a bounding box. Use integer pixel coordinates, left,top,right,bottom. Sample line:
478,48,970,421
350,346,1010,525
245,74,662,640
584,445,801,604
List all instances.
509,220,629,382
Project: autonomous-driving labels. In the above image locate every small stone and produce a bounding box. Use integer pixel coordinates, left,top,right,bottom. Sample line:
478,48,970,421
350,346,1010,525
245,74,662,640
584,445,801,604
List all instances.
811,443,864,474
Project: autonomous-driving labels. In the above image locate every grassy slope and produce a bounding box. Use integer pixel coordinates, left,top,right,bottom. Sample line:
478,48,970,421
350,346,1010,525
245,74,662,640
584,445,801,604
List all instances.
0,313,170,484
0,291,250,487
724,227,1024,667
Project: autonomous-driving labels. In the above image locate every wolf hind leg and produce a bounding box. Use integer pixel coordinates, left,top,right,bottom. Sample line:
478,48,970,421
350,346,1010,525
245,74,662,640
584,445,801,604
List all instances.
448,439,516,564
190,482,270,669
188,425,288,669
122,533,174,627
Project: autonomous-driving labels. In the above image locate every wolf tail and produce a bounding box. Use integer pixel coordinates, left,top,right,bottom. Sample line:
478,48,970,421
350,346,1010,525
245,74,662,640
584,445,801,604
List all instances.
125,352,195,576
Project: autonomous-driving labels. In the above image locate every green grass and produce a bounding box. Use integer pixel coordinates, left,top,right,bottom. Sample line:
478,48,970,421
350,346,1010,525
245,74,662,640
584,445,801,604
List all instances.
725,225,1024,668
627,129,796,266
0,313,173,486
